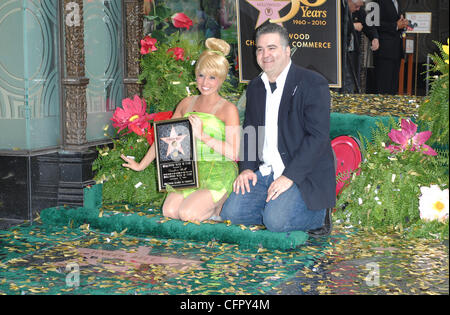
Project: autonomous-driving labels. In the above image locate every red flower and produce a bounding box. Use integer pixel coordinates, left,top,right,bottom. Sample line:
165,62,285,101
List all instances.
145,126,155,146
171,13,193,30
111,95,152,135
140,36,157,55
167,47,185,61
149,111,173,122
145,111,173,145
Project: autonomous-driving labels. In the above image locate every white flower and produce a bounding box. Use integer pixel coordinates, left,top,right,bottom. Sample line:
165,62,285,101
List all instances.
419,185,449,222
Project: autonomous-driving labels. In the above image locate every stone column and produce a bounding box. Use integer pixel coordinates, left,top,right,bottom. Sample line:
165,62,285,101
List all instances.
123,0,143,98
57,0,96,208
61,0,89,150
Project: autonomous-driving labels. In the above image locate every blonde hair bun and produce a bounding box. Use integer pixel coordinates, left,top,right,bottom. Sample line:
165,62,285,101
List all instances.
205,38,230,56
195,38,230,82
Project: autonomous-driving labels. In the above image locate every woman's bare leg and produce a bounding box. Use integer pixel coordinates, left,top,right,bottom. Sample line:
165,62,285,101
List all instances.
162,192,185,219
178,189,227,222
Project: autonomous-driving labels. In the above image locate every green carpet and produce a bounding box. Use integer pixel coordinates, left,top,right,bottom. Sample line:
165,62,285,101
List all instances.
40,205,308,251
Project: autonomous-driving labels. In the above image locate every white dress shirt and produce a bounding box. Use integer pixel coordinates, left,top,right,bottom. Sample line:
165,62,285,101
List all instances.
392,0,399,13
259,61,292,180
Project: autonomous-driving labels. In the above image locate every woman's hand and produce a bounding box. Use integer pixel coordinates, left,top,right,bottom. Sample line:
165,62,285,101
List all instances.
188,114,203,140
120,154,142,171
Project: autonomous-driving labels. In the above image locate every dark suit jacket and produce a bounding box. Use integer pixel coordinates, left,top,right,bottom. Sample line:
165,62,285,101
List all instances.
240,64,336,210
375,0,404,60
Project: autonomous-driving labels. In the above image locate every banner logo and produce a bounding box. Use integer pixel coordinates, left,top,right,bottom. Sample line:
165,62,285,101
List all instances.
246,0,291,28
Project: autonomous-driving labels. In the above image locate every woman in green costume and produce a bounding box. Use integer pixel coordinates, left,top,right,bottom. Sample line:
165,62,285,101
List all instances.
120,38,240,222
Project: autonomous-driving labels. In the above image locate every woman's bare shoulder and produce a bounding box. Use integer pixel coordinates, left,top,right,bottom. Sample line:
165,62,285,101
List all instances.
221,99,240,124
174,95,196,117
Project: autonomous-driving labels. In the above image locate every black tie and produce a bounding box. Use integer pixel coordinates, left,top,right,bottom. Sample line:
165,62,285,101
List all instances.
269,82,277,93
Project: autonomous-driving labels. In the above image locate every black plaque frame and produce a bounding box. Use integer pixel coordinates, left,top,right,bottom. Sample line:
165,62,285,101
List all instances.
153,118,198,192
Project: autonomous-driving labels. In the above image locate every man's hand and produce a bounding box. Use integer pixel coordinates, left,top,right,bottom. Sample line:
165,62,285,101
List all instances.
371,38,379,51
397,15,408,30
233,169,257,194
266,175,293,202
353,22,363,32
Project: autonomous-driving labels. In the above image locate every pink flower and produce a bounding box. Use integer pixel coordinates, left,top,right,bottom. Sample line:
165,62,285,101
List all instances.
111,95,152,135
167,47,185,61
140,36,157,55
386,119,437,156
171,13,193,30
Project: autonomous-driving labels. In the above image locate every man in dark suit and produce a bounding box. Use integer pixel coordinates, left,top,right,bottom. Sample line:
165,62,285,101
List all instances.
339,0,379,94
221,24,336,234
374,0,408,94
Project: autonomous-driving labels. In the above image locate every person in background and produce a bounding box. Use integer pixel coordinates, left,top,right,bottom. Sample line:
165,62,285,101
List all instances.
350,1,379,93
373,0,408,94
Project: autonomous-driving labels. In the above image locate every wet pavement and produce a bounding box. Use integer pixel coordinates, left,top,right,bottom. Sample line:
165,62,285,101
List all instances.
270,226,449,295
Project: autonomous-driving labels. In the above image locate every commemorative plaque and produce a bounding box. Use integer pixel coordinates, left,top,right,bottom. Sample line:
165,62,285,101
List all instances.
153,118,198,192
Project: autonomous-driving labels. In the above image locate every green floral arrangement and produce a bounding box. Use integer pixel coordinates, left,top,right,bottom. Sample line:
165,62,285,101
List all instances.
92,95,173,207
139,3,200,113
419,39,449,146
93,4,201,206
335,118,449,239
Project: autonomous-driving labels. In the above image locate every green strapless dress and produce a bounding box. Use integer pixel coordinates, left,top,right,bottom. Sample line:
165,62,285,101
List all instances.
166,111,238,202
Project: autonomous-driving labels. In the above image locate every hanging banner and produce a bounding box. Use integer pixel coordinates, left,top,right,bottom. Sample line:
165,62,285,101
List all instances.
236,0,341,87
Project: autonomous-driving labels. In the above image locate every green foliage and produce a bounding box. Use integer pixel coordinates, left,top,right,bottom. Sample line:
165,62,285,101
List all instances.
419,40,449,146
335,119,449,239
138,33,201,113
92,133,166,207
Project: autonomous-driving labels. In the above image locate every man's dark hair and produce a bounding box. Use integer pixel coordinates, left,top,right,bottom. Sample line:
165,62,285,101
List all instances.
255,23,290,48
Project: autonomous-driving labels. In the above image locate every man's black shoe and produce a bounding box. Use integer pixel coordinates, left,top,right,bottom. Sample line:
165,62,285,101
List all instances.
307,208,333,238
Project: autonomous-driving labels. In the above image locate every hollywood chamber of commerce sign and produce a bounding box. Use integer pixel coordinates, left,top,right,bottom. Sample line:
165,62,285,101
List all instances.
236,0,342,87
